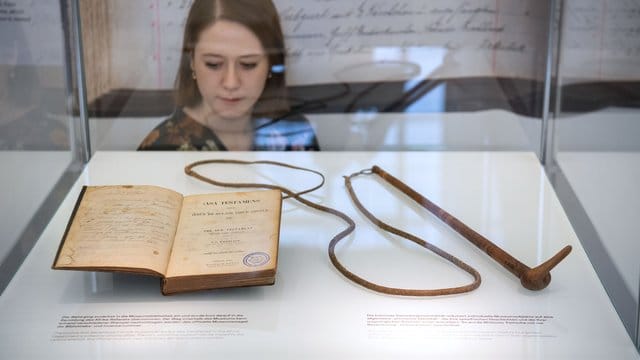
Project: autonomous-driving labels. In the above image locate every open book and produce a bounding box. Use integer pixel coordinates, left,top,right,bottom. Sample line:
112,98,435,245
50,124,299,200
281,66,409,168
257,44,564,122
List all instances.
52,185,282,295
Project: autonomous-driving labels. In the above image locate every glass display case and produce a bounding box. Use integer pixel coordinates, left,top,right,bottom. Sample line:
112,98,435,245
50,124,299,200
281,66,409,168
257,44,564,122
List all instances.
0,0,639,358
0,0,87,293
545,0,640,349
82,0,551,154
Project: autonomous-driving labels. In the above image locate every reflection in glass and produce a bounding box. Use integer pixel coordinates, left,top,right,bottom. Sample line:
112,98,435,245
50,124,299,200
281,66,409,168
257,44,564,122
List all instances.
0,13,69,150
548,0,640,349
0,0,80,294
83,0,551,154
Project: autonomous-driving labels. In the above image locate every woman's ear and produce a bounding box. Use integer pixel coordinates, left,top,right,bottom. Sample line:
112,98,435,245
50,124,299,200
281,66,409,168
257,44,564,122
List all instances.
189,53,196,80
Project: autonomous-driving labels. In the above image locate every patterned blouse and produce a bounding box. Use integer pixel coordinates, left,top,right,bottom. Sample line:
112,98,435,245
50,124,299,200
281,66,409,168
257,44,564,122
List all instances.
138,108,320,151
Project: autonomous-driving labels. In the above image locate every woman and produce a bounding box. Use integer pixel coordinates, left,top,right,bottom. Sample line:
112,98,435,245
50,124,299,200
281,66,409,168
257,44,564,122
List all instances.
138,0,319,151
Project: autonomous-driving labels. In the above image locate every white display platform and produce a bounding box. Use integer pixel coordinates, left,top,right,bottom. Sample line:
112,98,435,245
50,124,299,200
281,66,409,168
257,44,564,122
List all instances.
1,151,638,359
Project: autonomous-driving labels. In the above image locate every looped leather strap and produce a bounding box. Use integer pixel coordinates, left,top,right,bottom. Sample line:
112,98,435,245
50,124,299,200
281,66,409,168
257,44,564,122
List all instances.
344,167,481,295
184,159,480,296
184,159,325,200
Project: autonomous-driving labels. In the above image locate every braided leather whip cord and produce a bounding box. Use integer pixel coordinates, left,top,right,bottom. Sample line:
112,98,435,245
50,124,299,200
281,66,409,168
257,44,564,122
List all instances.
184,159,481,296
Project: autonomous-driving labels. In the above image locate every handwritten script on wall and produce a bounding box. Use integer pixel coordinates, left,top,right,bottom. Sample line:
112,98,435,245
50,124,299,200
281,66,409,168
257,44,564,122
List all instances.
561,0,640,82
103,0,639,89
108,0,549,88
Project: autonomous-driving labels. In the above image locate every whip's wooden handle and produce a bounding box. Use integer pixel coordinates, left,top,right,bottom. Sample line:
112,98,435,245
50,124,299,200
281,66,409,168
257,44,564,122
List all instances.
371,165,572,290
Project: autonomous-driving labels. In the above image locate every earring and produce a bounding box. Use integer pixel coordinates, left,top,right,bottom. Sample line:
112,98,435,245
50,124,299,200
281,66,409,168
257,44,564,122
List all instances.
267,72,273,79
192,71,196,80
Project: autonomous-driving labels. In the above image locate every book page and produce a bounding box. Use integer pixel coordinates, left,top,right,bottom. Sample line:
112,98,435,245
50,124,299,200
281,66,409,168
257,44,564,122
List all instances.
54,185,183,275
165,190,282,278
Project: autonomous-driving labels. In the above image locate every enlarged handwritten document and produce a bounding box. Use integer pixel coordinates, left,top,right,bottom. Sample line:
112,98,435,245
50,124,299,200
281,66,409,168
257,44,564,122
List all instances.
560,0,640,82
52,185,282,295
83,0,640,95
90,0,552,88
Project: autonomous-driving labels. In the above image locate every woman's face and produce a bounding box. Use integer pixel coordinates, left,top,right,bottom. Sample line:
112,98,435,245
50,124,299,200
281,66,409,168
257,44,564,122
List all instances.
191,20,270,121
